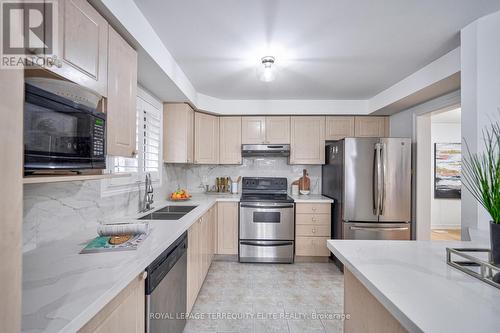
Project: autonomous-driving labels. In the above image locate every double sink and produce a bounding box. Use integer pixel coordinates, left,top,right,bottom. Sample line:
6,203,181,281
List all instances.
139,205,197,220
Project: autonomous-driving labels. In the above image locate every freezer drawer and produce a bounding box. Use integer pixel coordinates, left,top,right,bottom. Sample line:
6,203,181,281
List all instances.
239,240,294,263
343,222,410,240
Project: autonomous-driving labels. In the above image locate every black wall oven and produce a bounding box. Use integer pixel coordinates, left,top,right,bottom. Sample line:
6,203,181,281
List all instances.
24,83,106,172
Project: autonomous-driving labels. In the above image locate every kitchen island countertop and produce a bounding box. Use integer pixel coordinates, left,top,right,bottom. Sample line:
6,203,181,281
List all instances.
327,235,500,333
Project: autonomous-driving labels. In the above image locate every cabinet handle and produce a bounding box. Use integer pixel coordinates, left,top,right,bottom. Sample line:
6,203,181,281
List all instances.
141,271,148,280
131,150,138,156
312,228,316,233
312,217,318,222
312,207,317,211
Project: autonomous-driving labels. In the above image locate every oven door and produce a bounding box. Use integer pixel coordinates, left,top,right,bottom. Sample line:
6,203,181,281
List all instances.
24,87,105,170
239,202,294,240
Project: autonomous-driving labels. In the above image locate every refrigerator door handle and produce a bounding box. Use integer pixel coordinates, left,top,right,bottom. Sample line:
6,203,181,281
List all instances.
374,143,383,215
373,145,379,215
380,143,386,215
349,226,409,231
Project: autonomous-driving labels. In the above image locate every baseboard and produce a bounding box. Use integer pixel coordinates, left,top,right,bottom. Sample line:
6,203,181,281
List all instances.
214,254,238,262
431,225,461,230
294,256,331,263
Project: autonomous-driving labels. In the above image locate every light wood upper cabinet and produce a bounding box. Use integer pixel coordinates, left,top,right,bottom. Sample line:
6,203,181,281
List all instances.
106,27,137,157
265,116,290,144
241,117,266,144
326,116,355,140
217,202,238,255
290,116,326,164
241,116,290,144
354,116,389,137
79,273,145,333
194,112,219,164
50,0,108,96
163,103,194,163
219,117,242,164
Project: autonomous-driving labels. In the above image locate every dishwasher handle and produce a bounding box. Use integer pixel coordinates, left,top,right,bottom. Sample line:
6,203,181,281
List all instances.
146,232,187,294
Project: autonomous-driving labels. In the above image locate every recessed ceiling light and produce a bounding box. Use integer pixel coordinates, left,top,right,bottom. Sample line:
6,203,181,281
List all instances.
258,56,276,82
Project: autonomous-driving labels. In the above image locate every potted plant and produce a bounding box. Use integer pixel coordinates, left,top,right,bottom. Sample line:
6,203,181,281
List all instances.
462,121,500,265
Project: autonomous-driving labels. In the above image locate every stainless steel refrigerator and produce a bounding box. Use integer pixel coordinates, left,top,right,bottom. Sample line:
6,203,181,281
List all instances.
322,138,412,240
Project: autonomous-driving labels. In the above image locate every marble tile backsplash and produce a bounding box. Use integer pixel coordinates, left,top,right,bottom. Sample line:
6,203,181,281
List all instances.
164,157,322,195
23,159,321,252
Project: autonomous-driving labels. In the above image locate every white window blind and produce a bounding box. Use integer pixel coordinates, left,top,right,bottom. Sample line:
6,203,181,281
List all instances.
101,90,162,196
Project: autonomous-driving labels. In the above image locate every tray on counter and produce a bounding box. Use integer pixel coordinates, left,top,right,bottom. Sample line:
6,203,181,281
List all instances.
446,248,500,289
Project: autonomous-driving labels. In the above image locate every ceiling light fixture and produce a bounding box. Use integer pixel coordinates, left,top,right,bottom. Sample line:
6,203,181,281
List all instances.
259,56,276,82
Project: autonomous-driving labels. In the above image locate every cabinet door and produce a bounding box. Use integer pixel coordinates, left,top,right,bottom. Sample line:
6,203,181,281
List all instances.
106,27,137,157
290,116,326,164
265,116,290,144
219,117,242,164
295,236,330,256
201,214,209,281
186,221,199,313
194,113,219,164
325,116,355,140
79,273,145,333
163,104,194,163
354,117,389,137
217,202,238,255
241,117,266,144
51,0,108,96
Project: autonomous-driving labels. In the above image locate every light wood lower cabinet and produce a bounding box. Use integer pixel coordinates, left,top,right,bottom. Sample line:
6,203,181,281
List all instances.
186,206,217,313
79,273,145,333
217,202,239,255
106,26,138,157
296,202,331,257
344,269,407,333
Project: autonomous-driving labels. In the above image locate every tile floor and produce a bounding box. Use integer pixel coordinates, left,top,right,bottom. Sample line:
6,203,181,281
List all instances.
184,261,345,333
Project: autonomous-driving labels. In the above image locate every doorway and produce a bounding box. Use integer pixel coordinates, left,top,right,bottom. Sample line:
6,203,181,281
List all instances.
415,107,462,240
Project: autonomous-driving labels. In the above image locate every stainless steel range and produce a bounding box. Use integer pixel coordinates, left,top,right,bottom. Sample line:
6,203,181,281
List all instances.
239,177,295,263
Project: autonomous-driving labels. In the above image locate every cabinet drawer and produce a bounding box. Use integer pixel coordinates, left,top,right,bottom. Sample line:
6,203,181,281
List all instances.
296,237,330,257
295,203,330,214
295,214,331,225
296,224,330,237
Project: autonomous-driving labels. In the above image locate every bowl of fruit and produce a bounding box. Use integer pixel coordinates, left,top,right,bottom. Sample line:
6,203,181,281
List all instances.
169,188,191,201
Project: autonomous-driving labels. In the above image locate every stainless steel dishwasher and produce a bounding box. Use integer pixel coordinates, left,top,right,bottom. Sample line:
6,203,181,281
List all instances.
146,232,187,333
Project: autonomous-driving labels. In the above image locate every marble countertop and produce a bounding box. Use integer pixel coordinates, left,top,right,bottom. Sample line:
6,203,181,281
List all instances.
22,193,238,333
327,237,500,333
289,194,333,203
22,192,331,332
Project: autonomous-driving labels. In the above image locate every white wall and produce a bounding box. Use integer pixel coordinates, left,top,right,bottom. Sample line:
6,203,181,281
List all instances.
461,10,500,232
430,119,461,229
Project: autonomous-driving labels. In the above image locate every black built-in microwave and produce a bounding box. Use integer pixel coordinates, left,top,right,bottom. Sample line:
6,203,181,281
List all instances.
24,83,106,172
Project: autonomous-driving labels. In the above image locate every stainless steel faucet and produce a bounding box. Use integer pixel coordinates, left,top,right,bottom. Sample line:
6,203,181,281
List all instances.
141,173,154,212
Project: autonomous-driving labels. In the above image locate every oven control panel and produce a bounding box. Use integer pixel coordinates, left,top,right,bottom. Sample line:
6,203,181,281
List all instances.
242,177,287,191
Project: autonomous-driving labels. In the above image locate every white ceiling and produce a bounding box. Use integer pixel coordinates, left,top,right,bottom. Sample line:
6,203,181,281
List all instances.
134,0,500,100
